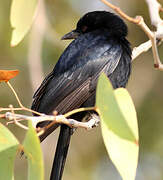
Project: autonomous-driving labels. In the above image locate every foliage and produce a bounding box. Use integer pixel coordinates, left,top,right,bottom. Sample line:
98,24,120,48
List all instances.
0,70,19,82
23,121,44,180
0,119,44,180
10,0,38,46
0,123,19,180
96,74,139,180
0,1,140,180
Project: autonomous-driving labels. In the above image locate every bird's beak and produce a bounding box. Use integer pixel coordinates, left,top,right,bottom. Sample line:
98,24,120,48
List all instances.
61,30,80,40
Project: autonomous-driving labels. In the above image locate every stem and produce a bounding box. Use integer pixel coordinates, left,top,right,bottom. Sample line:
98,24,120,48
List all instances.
64,107,96,118
0,107,23,112
9,105,28,130
7,81,23,107
6,81,42,116
23,107,43,116
101,0,140,24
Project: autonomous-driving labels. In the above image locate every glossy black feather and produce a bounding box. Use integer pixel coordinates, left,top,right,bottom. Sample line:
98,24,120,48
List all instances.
31,11,132,180
32,30,127,115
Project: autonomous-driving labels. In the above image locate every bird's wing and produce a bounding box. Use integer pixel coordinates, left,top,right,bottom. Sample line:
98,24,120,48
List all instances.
32,71,55,113
32,42,122,116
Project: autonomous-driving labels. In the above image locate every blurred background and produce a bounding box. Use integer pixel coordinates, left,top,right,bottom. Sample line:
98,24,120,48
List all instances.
1,0,163,179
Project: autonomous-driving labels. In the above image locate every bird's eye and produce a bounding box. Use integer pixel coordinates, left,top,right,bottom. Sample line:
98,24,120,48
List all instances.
82,26,88,32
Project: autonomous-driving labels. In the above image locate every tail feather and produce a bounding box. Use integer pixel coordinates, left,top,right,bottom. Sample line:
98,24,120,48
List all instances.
50,125,72,180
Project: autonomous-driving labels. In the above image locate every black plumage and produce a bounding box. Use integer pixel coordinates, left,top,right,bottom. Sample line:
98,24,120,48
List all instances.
31,11,132,180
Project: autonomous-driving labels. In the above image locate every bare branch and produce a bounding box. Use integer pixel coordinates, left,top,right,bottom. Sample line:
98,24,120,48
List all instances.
132,39,162,60
132,40,152,60
101,0,163,70
101,0,140,24
145,0,162,28
4,112,100,137
145,0,163,69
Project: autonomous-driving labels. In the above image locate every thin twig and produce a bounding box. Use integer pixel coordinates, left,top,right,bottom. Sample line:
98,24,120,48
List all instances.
64,107,96,118
6,118,24,125
8,105,28,130
7,81,23,107
0,107,23,112
101,0,140,24
6,81,42,116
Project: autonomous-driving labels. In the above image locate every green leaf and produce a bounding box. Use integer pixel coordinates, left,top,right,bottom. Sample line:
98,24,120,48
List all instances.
96,73,136,142
101,88,139,180
114,88,139,140
0,123,19,180
10,0,38,46
23,121,44,180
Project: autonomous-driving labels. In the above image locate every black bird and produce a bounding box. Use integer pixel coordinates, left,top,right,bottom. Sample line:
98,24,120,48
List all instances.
31,11,132,180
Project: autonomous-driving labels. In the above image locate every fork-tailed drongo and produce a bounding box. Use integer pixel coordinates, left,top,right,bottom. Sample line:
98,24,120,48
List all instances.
31,11,132,180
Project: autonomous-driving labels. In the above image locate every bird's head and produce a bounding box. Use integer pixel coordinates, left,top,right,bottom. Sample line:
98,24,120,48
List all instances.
61,11,128,40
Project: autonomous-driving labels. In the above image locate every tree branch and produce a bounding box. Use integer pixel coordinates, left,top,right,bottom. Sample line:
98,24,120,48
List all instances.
3,111,100,137
101,0,163,70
